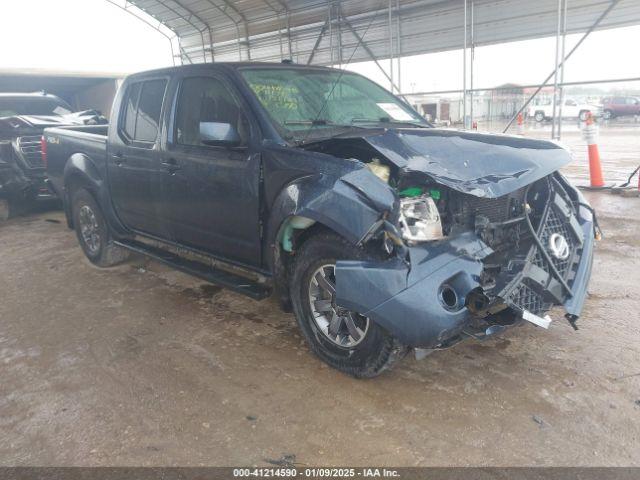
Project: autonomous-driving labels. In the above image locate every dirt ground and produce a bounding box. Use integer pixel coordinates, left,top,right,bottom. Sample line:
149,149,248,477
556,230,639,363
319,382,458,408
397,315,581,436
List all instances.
1,189,639,467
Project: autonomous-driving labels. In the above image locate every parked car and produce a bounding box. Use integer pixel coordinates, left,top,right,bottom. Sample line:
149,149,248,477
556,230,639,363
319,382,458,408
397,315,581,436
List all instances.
528,98,601,122
601,96,640,119
0,92,106,215
45,63,596,377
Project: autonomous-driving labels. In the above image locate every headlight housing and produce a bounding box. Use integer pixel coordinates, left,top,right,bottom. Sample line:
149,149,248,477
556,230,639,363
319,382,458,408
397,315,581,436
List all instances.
399,195,444,243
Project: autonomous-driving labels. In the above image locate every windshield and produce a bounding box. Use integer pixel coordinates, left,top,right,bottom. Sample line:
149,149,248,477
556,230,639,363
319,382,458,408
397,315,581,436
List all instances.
0,97,72,117
240,67,427,139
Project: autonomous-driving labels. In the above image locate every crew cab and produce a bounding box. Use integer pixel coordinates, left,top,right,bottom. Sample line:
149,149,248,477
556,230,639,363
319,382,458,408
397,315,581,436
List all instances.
45,63,597,377
528,97,601,122
0,92,106,214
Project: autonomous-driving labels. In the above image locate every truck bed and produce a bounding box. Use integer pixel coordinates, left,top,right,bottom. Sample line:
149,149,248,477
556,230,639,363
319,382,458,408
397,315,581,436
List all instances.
44,124,108,199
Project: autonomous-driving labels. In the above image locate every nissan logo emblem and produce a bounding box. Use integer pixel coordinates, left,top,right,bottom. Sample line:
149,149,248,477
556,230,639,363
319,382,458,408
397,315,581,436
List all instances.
549,233,570,260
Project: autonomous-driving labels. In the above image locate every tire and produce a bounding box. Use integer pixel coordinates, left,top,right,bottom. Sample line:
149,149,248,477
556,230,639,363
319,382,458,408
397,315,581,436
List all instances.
290,232,407,378
603,109,613,120
534,111,545,122
578,110,590,121
71,188,129,267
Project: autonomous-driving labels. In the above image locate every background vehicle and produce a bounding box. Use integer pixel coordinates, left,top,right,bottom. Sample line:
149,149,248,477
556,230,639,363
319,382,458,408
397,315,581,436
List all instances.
602,96,640,119
528,98,601,122
44,63,595,377
0,92,106,215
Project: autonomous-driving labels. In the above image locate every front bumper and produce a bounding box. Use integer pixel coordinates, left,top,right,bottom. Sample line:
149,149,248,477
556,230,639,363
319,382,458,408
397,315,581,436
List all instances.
335,185,595,349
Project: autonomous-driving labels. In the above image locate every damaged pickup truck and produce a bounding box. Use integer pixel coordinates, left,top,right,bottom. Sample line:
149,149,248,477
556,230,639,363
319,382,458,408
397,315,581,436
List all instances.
44,63,597,377
0,92,106,214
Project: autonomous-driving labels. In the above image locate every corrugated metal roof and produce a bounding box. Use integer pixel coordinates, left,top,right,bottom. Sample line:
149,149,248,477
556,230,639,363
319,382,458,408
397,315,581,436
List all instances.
126,0,640,65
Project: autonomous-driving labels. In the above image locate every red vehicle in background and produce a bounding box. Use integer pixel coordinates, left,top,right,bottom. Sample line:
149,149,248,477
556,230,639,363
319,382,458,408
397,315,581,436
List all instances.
602,96,640,120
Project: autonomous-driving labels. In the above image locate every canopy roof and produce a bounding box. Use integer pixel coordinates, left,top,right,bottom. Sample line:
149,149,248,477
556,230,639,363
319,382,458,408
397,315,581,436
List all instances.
124,0,640,66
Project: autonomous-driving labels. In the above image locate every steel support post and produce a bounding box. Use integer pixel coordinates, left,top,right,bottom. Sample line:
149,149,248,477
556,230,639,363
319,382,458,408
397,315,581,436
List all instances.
557,0,569,139
503,0,621,133
463,0,468,129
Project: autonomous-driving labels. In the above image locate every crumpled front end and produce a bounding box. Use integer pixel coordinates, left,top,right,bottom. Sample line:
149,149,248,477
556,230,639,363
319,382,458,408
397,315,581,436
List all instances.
334,174,596,349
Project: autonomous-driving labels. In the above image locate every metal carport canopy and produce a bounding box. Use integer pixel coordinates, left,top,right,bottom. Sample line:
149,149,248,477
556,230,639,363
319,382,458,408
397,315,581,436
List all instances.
126,0,640,66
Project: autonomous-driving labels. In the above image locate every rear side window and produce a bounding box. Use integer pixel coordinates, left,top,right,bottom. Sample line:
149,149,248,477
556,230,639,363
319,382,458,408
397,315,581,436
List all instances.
121,79,167,143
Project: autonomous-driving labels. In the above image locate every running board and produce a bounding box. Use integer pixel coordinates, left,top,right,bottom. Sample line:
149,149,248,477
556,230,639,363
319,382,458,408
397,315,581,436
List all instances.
114,239,271,300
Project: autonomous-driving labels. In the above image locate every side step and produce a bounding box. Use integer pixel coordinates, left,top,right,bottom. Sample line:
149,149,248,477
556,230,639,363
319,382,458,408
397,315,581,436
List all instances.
114,239,271,300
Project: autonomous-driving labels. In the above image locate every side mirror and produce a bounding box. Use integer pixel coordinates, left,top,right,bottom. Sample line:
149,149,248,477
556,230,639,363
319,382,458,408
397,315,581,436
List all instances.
199,122,241,147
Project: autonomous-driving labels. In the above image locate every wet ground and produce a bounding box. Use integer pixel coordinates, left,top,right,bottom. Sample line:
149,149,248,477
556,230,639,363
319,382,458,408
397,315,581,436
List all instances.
1,184,640,465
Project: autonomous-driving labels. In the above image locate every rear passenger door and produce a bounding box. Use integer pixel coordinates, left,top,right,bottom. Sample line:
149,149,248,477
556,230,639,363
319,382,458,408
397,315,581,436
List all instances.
107,78,169,237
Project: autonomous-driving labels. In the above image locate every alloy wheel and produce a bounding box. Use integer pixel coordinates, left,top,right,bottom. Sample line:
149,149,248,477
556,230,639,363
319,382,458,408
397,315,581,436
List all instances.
308,264,369,348
78,205,101,255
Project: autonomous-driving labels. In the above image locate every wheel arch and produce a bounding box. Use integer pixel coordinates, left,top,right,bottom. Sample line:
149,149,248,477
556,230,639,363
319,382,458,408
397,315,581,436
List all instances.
62,153,103,228
264,172,396,311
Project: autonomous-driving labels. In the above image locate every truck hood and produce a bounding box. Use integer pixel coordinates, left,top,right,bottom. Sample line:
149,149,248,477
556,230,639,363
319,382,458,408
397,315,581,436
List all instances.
355,128,572,198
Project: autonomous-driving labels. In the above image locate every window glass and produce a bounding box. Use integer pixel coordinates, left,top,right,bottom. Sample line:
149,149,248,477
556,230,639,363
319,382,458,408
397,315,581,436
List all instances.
0,97,72,117
175,77,244,146
122,82,141,139
135,80,166,142
565,99,577,106
626,98,636,105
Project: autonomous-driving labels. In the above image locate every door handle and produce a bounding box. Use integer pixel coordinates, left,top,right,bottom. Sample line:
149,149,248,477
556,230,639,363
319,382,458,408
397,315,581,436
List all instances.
161,158,181,173
112,152,126,166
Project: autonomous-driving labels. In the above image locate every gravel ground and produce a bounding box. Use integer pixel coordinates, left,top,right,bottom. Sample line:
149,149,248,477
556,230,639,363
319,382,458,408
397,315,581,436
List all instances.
0,190,639,466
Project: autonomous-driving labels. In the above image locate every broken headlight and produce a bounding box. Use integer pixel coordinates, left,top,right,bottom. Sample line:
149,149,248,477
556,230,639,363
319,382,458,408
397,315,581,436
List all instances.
399,195,444,243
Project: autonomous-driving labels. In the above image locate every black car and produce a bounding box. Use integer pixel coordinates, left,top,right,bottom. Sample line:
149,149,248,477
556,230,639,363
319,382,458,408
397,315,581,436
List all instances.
44,63,596,377
0,92,106,214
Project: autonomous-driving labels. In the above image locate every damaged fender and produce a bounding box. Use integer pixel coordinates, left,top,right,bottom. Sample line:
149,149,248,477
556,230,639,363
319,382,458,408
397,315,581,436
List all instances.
266,162,397,267
335,232,494,348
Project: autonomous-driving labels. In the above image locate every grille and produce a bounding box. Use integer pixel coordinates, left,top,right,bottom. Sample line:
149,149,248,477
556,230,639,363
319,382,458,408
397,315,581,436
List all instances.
17,136,43,168
537,208,575,277
508,281,551,316
507,188,578,316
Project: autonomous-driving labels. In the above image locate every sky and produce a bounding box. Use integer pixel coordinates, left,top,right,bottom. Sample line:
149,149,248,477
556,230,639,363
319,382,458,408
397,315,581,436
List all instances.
0,0,638,92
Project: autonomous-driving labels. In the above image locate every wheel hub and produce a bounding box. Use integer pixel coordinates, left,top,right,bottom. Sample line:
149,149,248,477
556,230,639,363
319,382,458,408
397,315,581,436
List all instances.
308,264,369,348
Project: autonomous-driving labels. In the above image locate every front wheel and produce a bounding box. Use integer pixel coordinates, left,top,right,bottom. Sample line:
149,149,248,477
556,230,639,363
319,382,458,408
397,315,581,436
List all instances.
71,188,129,267
578,110,590,121
290,232,407,378
602,109,613,120
534,111,545,122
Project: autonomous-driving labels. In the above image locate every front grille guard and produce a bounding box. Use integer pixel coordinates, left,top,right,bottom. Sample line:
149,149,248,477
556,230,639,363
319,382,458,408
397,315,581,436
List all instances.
499,178,584,317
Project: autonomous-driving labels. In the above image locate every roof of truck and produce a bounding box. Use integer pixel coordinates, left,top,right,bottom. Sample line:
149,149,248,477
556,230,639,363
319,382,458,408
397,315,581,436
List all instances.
125,62,338,80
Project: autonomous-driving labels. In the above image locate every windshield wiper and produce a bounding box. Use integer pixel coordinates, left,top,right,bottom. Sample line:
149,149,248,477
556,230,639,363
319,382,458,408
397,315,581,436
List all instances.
351,117,429,128
284,119,335,126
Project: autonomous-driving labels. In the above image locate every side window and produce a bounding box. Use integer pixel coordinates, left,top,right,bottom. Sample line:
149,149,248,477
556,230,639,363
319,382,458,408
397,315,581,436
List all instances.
565,99,577,106
174,76,246,147
120,79,167,144
122,82,141,139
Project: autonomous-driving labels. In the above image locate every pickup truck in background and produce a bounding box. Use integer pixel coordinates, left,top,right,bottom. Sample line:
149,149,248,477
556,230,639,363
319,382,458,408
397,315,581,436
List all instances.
528,98,601,122
0,92,106,215
45,63,596,377
601,96,640,120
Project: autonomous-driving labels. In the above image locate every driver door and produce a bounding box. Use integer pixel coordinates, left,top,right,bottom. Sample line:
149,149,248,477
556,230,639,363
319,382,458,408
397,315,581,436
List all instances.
160,74,262,266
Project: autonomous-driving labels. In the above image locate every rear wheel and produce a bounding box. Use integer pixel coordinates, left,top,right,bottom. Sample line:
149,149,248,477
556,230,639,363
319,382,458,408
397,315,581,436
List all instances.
534,111,545,122
71,188,129,267
290,232,407,378
603,109,613,120
578,110,590,121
